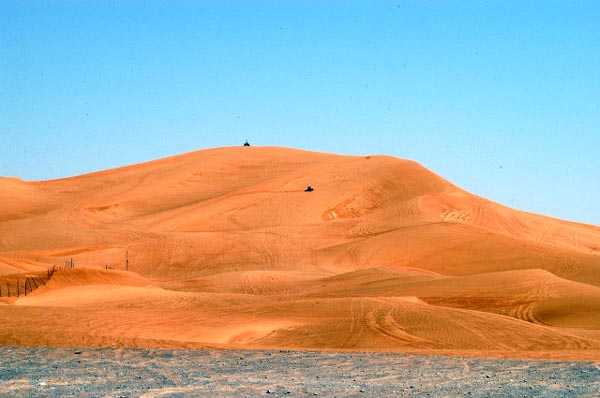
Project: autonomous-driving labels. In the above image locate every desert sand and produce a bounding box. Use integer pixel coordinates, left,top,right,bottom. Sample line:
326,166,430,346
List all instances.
1,146,600,360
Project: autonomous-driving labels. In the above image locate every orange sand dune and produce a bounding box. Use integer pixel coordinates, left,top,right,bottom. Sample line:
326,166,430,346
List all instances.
1,146,600,360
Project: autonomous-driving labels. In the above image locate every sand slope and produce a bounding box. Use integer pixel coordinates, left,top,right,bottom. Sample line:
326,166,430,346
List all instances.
1,146,600,359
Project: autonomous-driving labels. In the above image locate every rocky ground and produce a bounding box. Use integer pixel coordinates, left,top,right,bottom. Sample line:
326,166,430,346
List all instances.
0,347,598,397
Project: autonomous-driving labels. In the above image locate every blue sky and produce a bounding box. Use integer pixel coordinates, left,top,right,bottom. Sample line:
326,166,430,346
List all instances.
1,1,599,225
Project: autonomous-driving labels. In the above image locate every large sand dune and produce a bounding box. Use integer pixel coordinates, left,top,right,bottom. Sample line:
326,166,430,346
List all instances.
2,146,600,359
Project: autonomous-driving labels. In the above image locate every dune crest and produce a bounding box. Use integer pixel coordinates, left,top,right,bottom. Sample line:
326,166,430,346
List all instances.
1,146,600,359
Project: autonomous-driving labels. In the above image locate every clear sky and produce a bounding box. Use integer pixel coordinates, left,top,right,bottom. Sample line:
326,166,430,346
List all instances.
1,1,599,225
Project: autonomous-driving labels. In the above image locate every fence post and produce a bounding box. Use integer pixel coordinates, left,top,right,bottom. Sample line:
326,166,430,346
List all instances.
6,283,9,297
16,281,19,297
24,278,27,296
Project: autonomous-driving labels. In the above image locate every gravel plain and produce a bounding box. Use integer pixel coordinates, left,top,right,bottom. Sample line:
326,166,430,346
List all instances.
0,347,598,398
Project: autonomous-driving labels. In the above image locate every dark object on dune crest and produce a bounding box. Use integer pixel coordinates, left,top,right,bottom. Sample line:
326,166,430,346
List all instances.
304,185,314,192
243,140,250,146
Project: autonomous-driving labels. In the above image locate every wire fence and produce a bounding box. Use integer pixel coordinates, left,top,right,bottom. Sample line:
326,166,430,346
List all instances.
0,265,57,298
0,252,131,298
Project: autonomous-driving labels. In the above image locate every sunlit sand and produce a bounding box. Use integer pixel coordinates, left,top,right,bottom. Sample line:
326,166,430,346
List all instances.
2,146,600,360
